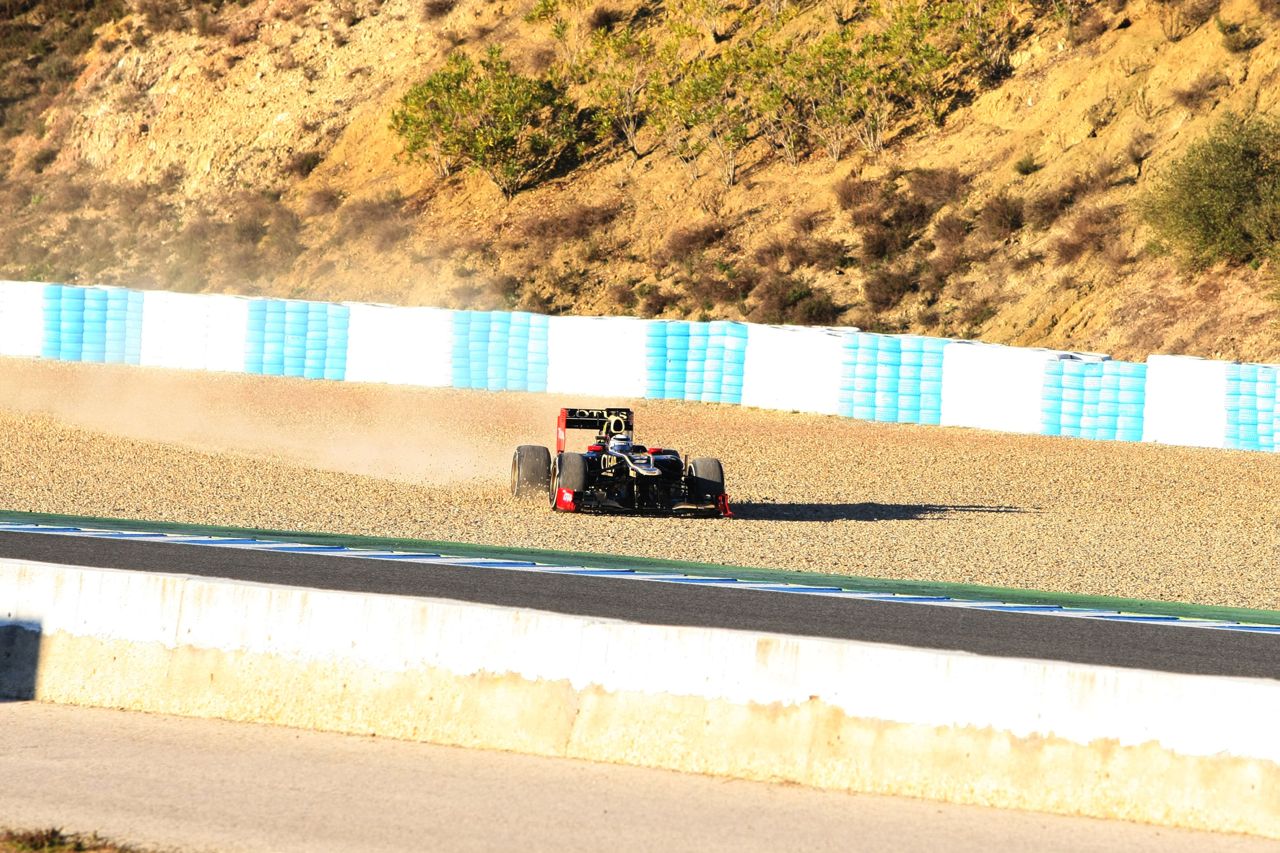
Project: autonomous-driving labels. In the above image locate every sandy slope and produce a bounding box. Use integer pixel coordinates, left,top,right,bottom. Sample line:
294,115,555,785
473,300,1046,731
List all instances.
1,357,1277,609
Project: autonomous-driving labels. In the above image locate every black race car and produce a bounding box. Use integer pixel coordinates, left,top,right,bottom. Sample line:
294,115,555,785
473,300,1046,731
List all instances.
510,407,730,516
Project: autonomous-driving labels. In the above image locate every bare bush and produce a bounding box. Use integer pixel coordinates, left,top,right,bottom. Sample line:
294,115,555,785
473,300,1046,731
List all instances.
521,202,621,243
1052,205,1122,263
334,193,411,251
862,264,916,312
421,0,456,19
1174,72,1229,110
654,220,725,268
976,192,1024,241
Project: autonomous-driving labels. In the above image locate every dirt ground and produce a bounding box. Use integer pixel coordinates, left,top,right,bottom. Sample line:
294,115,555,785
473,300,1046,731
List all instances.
1,357,1278,609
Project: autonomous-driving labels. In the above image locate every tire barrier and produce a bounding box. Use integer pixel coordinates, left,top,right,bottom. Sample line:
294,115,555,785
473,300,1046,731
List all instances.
0,279,1276,452
1227,363,1278,452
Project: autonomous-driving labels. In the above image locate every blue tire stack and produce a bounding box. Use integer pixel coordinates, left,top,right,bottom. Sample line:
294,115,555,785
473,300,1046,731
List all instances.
323,303,349,381
702,322,726,403
837,332,859,419
451,312,471,389
684,323,708,402
245,301,268,374
262,300,287,376
719,322,747,405
1259,366,1278,452
851,334,880,420
663,321,690,400
58,286,86,362
1041,359,1065,436
526,313,549,393
467,311,491,390
282,301,308,377
506,312,532,392
40,286,63,360
644,321,667,399
896,337,924,424
80,287,108,363
873,334,901,422
302,302,328,379
1096,361,1146,442
1226,363,1272,451
919,338,946,425
486,312,511,391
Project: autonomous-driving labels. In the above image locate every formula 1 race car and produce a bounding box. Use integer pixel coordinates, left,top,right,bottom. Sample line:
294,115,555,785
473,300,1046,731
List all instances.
510,407,730,517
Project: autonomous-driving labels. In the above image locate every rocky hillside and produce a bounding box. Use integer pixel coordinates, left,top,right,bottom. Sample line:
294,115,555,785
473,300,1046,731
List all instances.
2,0,1279,361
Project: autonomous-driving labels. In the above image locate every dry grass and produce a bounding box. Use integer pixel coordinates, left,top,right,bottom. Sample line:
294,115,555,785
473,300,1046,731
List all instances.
1052,205,1123,264
1172,72,1229,110
333,193,411,252
654,220,725,268
0,827,144,852
976,192,1024,241
520,201,621,243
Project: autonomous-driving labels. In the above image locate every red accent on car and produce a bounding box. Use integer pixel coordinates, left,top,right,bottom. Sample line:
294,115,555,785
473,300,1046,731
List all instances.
554,487,578,512
587,444,604,452
647,447,661,454
716,494,733,518
556,409,568,453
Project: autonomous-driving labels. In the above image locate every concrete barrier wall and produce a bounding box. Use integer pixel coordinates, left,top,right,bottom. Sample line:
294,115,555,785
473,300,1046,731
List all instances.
1,557,1277,837
1,280,1277,452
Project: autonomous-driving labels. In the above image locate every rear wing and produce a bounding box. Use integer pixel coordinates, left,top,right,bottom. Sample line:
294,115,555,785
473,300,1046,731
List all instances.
557,407,634,452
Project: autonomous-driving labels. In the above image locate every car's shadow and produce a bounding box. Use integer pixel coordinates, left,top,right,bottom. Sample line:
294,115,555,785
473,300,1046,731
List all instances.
730,501,1031,522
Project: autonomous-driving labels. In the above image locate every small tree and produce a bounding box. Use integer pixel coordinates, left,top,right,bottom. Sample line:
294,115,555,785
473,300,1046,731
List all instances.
742,38,809,167
1141,112,1280,267
585,27,657,159
391,47,582,199
652,46,751,186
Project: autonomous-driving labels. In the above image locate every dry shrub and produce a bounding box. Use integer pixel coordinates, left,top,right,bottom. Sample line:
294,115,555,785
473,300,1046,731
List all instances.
522,202,620,242
607,280,638,308
749,272,842,324
1052,205,1122,264
921,247,969,293
1217,16,1263,52
654,220,724,267
1173,72,1229,111
1261,0,1280,19
753,236,787,268
139,0,188,32
301,188,344,217
789,208,823,236
833,175,879,212
905,167,970,209
47,178,90,211
587,5,626,30
227,20,257,45
976,192,1024,241
639,286,680,317
787,238,847,271
932,211,970,247
286,150,323,177
681,262,754,307
859,223,907,263
862,264,916,312
1027,161,1118,229
422,0,456,19
334,192,411,251
1185,0,1222,26
1071,7,1108,44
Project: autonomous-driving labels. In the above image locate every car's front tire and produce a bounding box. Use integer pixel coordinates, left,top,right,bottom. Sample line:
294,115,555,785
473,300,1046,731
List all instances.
550,452,588,510
686,457,725,504
511,445,551,497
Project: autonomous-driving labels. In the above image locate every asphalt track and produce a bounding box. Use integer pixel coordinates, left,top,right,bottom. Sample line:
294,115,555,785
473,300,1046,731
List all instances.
4,530,1277,680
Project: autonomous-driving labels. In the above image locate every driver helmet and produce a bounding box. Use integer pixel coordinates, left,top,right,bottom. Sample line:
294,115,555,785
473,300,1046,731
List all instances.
607,431,633,453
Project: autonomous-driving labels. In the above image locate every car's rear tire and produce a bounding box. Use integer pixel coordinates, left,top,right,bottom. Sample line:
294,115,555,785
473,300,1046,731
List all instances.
511,445,551,497
550,452,588,510
687,457,725,503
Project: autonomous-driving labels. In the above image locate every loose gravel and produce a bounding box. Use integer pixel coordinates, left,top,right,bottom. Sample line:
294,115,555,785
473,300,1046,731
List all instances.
1,359,1277,609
